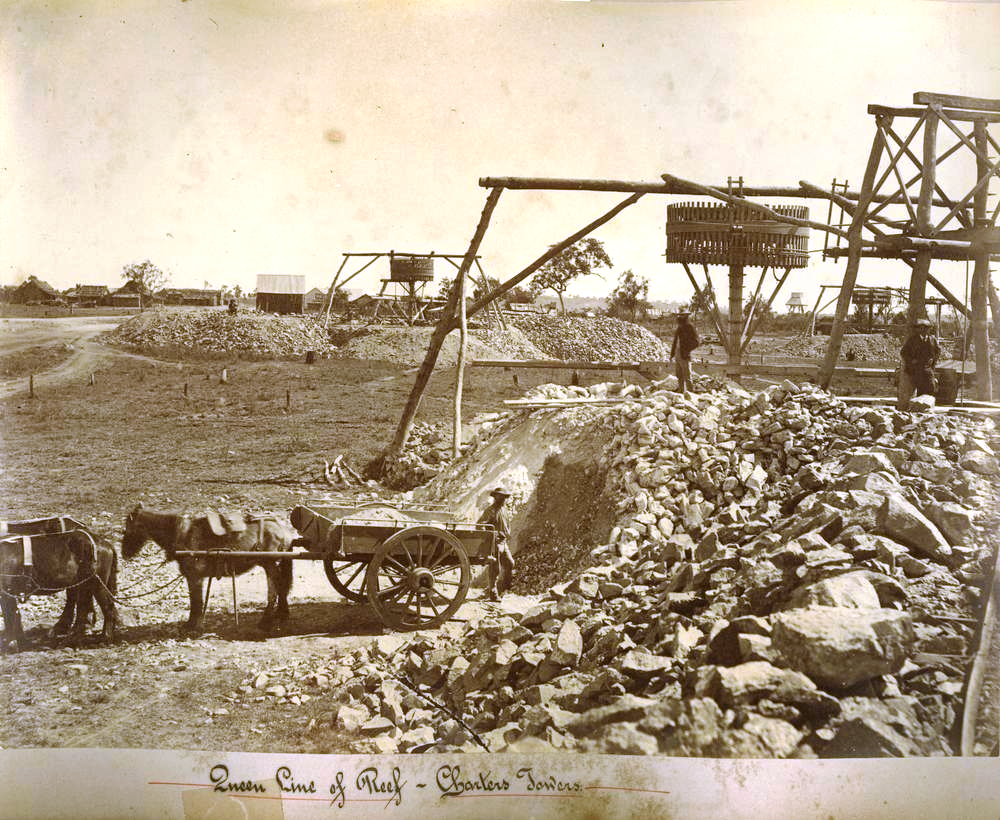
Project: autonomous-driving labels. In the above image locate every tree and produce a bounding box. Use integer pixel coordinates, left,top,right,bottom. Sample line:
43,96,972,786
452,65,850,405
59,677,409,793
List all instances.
121,260,168,299
607,269,651,322
529,237,611,314
507,285,534,304
473,275,501,304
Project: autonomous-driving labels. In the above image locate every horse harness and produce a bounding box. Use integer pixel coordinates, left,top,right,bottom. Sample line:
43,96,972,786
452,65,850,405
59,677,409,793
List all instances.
0,529,100,601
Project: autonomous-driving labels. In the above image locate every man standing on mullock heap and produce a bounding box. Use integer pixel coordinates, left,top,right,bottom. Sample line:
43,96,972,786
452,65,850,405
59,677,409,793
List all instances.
898,317,939,408
670,310,700,393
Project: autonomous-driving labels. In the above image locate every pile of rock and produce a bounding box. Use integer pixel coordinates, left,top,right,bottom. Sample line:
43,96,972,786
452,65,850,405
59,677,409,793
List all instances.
239,380,998,757
105,308,339,358
774,333,900,361
378,422,454,491
510,315,671,361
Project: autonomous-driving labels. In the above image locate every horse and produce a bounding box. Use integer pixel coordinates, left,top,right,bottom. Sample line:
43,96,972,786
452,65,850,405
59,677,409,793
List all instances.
0,529,119,652
121,503,294,634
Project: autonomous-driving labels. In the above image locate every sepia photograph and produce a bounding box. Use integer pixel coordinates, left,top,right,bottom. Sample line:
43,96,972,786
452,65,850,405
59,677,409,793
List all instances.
1,0,999,817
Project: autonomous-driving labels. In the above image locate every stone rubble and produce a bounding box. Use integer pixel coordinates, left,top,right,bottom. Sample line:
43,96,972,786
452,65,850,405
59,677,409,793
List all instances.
238,378,997,757
104,307,340,358
508,315,671,361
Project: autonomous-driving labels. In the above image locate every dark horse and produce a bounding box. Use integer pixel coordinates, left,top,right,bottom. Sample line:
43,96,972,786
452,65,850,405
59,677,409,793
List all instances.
2,516,107,636
0,529,119,652
121,503,293,634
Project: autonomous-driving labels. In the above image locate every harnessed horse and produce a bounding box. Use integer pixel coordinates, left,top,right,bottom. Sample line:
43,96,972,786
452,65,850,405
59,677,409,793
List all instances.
121,504,293,634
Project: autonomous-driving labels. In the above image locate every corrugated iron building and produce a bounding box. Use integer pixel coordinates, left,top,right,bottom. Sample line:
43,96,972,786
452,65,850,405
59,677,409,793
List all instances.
256,275,305,314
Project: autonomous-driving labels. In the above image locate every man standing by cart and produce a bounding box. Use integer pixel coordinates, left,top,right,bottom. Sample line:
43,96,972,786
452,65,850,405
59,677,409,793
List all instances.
479,486,514,601
899,317,939,408
670,311,700,393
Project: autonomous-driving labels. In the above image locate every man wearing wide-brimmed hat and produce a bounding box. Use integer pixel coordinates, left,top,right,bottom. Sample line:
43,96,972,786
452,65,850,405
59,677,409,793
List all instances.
478,486,514,601
899,317,939,408
670,311,699,393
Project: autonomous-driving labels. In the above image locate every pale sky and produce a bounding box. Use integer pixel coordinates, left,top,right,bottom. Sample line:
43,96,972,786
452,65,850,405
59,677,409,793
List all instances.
3,0,998,308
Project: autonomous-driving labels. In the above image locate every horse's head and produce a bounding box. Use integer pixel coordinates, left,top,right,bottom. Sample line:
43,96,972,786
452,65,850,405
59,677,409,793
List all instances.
121,503,147,559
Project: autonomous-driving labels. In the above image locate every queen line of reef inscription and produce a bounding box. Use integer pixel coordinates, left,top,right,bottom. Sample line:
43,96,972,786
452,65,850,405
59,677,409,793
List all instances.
204,761,585,807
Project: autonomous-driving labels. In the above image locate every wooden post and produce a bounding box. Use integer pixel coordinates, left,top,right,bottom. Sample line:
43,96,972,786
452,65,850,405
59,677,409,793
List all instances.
452,257,467,459
818,120,888,387
728,264,744,373
972,120,993,401
917,107,937,234
286,389,291,409
908,250,931,324
29,374,34,398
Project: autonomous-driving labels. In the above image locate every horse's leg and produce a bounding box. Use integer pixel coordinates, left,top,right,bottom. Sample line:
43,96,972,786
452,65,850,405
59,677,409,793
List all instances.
183,572,205,633
276,559,292,623
51,591,77,637
258,563,277,631
1,593,23,653
92,578,118,643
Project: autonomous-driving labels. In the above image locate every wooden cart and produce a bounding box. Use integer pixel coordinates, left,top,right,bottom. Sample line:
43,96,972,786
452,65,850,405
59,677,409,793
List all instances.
287,499,496,630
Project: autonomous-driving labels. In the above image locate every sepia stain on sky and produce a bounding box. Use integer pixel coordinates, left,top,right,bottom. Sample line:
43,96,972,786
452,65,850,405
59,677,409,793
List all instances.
1,0,998,305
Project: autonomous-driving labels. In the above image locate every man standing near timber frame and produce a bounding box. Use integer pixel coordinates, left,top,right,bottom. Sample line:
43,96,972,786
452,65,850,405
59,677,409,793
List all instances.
898,317,939,408
479,486,514,601
670,311,699,393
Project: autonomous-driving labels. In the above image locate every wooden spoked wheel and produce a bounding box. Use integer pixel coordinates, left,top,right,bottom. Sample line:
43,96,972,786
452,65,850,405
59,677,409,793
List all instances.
322,558,369,603
365,526,471,631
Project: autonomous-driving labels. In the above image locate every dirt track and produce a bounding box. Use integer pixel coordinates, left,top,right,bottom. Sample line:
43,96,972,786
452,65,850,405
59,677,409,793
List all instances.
0,316,161,399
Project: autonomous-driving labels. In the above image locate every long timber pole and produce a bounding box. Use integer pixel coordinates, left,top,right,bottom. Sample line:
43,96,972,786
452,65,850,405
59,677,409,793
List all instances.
973,121,993,400
381,188,503,470
818,120,888,387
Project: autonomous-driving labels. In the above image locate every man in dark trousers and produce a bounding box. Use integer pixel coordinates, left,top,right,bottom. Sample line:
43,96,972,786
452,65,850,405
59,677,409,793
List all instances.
898,317,940,407
670,311,700,393
479,486,514,601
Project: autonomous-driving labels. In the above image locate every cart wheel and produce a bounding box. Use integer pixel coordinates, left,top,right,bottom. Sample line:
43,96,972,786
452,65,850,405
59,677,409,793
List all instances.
365,526,471,631
322,558,369,603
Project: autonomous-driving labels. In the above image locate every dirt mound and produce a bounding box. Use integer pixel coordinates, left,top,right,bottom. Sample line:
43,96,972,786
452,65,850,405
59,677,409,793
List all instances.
510,315,671,361
104,307,338,358
334,325,546,366
773,333,900,361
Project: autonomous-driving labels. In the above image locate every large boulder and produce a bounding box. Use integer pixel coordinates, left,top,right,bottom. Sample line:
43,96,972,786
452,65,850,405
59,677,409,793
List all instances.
923,501,976,546
876,493,953,564
783,571,882,610
771,607,916,690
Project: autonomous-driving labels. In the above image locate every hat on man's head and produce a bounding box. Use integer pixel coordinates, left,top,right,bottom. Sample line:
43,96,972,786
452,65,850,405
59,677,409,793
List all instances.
676,311,691,318
490,486,511,499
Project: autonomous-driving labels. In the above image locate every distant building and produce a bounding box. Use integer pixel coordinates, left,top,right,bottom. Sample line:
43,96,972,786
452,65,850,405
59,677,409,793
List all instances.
12,275,62,304
67,284,111,305
160,288,223,307
256,275,305,314
305,287,326,312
